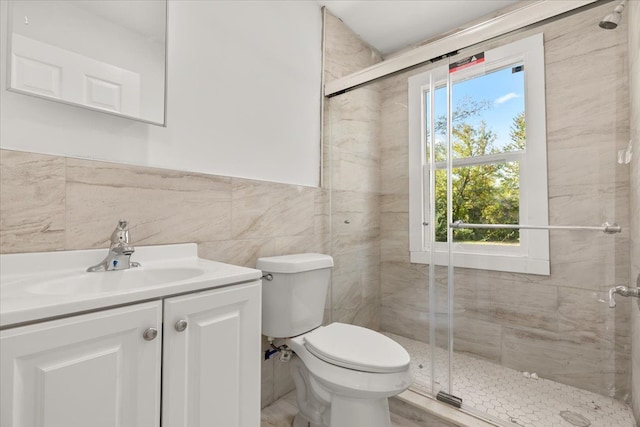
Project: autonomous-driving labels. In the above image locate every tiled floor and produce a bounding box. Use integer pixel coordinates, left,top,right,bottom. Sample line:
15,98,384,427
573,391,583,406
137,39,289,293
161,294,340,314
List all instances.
260,390,436,427
260,391,298,427
386,333,637,427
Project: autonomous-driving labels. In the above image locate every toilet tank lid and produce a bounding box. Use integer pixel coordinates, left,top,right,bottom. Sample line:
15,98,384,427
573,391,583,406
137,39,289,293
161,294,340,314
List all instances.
257,253,333,273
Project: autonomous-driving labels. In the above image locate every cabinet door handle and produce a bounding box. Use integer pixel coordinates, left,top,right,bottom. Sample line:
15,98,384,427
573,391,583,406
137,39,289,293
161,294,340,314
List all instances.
175,319,188,332
143,327,158,341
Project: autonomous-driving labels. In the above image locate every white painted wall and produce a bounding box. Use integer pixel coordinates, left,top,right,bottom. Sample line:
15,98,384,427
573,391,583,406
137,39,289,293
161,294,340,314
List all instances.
0,0,323,187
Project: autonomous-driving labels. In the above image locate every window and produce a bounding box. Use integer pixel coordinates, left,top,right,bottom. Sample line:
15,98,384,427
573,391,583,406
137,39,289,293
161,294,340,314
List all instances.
408,34,550,275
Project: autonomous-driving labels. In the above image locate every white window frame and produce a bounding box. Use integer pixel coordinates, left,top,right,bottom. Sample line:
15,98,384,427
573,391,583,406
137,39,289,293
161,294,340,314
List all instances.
408,33,550,275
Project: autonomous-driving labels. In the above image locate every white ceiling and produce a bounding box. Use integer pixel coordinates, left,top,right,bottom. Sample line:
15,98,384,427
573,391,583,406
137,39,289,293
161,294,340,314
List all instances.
317,0,520,56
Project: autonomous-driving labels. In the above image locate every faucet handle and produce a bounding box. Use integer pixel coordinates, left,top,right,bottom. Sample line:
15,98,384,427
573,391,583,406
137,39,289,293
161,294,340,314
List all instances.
111,219,131,245
87,220,139,272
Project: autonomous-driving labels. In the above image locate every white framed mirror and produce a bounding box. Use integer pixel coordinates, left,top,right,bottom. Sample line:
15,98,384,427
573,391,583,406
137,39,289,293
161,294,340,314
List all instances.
6,0,167,126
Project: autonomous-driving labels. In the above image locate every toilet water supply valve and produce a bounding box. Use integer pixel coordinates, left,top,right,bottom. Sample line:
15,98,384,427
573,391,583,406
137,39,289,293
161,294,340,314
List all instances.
265,337,292,362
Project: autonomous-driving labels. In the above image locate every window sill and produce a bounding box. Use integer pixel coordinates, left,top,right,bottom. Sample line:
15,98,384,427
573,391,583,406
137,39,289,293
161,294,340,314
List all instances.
410,250,550,275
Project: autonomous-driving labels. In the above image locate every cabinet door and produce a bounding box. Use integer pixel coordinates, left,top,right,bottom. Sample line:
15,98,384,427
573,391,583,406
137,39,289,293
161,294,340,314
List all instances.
162,281,261,427
1,301,162,427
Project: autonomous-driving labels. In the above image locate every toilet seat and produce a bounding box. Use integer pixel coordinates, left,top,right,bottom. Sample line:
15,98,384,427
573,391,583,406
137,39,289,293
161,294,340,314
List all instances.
303,323,410,373
285,331,412,399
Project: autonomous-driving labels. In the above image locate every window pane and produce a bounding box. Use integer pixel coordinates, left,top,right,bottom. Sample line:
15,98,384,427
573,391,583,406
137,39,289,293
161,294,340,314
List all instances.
426,86,448,163
424,89,431,161
434,86,447,162
450,64,525,159
435,169,447,242
435,161,520,244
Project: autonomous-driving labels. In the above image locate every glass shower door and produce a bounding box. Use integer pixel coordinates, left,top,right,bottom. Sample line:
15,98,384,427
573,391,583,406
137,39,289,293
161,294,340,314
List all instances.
444,5,634,424
324,85,383,332
424,62,453,399
325,61,454,400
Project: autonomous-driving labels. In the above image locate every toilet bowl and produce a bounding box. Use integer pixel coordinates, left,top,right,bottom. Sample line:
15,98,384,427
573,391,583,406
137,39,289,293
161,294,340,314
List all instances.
258,254,412,427
281,323,411,427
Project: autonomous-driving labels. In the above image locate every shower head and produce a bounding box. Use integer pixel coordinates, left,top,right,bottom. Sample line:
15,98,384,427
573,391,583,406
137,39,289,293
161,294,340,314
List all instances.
599,0,626,30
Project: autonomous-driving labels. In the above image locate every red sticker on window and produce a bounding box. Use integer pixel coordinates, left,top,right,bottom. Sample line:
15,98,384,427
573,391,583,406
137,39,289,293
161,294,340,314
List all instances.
449,52,485,73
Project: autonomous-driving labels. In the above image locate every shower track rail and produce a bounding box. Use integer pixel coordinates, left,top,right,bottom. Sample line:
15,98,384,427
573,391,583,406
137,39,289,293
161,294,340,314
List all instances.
449,220,622,234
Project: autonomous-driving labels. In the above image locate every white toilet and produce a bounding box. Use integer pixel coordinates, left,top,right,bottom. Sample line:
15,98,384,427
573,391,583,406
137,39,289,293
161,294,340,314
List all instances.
257,253,412,427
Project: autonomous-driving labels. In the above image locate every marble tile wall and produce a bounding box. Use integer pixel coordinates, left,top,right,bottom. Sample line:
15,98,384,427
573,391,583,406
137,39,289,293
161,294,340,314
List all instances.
0,149,329,409
377,2,633,400
628,0,640,421
323,10,383,330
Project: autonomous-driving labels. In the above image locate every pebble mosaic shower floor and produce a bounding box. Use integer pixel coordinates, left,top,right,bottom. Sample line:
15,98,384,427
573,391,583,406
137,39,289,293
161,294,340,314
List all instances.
385,333,636,427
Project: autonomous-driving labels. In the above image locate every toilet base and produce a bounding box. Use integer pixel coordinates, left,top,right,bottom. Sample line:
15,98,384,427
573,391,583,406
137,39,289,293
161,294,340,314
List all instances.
292,396,392,427
329,396,392,427
289,354,394,427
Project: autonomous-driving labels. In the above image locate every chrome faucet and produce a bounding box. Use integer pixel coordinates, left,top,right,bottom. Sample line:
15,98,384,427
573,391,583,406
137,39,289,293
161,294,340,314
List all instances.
607,285,640,308
87,220,141,272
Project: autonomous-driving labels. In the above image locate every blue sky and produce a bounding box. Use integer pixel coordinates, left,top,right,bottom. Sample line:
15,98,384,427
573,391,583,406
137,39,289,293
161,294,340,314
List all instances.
433,64,525,153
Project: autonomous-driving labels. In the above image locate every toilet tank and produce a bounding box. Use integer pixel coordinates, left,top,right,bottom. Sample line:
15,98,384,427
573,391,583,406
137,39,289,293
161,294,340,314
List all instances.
257,253,333,338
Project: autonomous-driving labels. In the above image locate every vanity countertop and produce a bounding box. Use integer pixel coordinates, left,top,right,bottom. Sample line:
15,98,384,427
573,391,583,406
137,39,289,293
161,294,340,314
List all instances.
0,244,262,328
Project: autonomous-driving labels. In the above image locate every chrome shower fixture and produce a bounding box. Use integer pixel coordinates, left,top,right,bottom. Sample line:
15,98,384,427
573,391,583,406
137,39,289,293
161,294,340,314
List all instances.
599,0,626,30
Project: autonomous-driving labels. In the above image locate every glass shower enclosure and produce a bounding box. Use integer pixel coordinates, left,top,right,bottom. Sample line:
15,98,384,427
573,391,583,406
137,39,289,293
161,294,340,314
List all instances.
324,2,635,425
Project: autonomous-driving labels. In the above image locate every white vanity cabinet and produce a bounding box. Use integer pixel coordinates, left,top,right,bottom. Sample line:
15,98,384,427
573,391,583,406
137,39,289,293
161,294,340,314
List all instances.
162,281,261,427
0,280,261,427
0,301,163,427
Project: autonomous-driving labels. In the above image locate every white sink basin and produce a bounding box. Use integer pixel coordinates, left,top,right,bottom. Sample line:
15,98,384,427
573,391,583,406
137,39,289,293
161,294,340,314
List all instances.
0,244,262,328
3,267,205,297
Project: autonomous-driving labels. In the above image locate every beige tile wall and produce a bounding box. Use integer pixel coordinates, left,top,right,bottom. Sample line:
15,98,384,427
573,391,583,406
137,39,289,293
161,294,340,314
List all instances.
628,0,640,421
0,149,329,408
376,3,633,400
0,151,66,252
0,151,328,264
